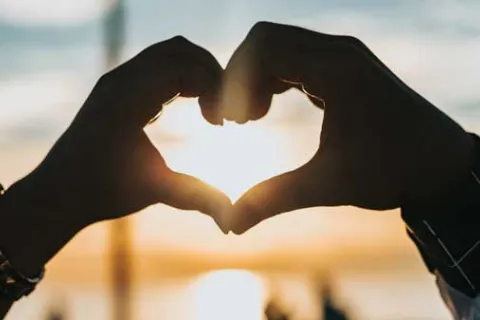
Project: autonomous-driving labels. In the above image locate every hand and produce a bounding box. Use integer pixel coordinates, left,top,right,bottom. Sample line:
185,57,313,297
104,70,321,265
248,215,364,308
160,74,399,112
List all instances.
49,36,230,225
207,22,475,234
0,36,231,273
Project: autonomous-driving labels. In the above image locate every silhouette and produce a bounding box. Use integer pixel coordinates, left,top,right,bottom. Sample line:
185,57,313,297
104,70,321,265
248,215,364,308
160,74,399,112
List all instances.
45,304,67,320
46,310,65,320
316,275,351,320
0,16,478,320
264,299,290,320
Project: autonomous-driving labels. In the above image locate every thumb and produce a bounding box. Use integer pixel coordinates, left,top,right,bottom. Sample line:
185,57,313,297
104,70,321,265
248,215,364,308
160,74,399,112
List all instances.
230,158,343,234
160,171,232,233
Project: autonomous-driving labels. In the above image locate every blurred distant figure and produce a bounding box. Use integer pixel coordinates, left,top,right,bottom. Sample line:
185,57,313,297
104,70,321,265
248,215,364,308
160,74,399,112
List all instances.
323,295,349,320
46,311,65,320
43,295,68,320
265,297,291,320
265,299,290,320
316,274,351,320
45,306,67,320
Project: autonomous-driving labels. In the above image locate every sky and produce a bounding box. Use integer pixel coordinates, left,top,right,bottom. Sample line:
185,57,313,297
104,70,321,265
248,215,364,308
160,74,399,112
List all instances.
0,0,479,259
1,0,480,145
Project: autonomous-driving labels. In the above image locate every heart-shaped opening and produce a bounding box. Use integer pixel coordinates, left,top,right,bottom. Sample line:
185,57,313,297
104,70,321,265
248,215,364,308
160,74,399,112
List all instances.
141,90,400,253
145,91,323,203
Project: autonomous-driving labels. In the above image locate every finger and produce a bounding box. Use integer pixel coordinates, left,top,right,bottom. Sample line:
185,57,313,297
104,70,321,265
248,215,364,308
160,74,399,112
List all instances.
172,38,223,98
150,38,223,127
132,36,223,99
219,21,395,123
219,22,340,123
198,89,224,125
160,171,232,233
218,31,281,123
98,36,223,128
229,167,314,234
229,150,354,234
125,133,231,233
228,164,323,234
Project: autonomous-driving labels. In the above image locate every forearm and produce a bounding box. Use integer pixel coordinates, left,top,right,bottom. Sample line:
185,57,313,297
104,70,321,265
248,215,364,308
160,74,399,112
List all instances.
402,133,480,317
0,175,83,274
0,175,83,318
0,300,13,319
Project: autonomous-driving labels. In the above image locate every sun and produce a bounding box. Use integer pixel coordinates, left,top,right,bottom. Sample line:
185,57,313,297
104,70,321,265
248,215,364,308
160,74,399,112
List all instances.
189,269,266,320
182,121,285,202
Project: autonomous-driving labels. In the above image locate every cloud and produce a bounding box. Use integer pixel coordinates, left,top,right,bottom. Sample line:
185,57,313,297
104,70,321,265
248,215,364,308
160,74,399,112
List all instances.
1,0,479,142
291,1,480,117
0,72,87,144
0,0,115,26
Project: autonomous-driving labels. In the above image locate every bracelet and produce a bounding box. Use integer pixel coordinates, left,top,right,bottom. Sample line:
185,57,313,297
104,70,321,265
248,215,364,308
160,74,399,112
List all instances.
0,184,45,301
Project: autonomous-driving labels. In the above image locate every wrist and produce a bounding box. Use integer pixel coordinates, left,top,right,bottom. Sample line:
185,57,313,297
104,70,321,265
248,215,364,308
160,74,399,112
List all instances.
405,129,476,205
0,175,84,276
402,133,480,297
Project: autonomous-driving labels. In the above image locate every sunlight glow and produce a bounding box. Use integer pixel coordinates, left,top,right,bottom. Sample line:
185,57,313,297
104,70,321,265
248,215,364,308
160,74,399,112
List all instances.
153,100,290,202
183,121,283,202
190,269,266,320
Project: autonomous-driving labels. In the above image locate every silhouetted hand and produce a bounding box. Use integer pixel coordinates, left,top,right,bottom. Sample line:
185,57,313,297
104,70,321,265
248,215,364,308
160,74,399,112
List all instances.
207,22,474,234
3,37,231,268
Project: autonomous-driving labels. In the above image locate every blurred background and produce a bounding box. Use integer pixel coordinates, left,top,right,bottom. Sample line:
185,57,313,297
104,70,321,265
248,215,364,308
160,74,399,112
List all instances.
1,0,480,319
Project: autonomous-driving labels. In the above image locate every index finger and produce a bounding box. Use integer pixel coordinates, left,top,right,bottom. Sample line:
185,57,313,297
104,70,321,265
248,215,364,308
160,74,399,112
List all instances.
211,21,395,124
82,36,223,129
213,22,334,123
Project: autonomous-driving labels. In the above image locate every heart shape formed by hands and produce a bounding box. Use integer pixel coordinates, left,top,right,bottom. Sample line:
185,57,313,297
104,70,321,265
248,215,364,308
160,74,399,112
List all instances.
32,22,471,240
5,21,474,285
199,22,473,234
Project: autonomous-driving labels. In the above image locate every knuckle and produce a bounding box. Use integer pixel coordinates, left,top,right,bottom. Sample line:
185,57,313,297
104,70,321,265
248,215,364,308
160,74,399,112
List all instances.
136,44,158,60
139,35,191,57
251,21,273,33
245,21,278,55
164,35,193,50
97,72,110,85
248,21,276,41
337,35,365,49
89,71,119,104
166,35,191,47
96,70,116,87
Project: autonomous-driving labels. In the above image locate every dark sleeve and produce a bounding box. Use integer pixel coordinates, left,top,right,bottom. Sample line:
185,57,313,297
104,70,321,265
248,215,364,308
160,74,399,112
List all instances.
402,133,480,298
0,300,13,319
